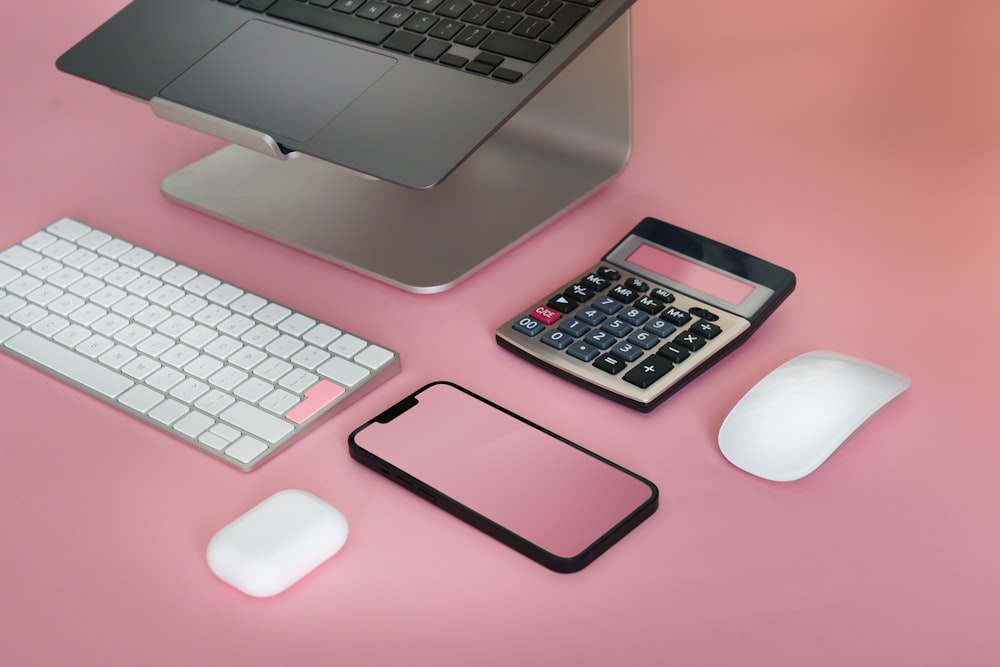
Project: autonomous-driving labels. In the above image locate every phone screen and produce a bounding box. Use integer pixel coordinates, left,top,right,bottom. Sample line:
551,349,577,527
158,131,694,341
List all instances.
349,382,657,572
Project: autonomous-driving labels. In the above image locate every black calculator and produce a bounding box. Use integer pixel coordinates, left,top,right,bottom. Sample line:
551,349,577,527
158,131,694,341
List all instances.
496,217,796,411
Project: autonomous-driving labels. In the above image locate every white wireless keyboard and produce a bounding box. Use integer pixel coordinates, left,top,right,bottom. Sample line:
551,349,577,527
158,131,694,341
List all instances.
0,218,401,471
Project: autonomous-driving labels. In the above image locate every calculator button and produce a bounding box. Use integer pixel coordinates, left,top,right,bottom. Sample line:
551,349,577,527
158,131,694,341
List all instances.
675,331,707,351
592,296,623,315
692,320,723,339
608,284,638,303
564,284,595,302
610,341,643,362
661,306,691,326
618,307,649,326
567,341,601,362
657,343,690,363
689,307,719,322
627,330,659,350
651,288,675,303
593,353,626,375
513,316,545,337
623,354,673,388
583,330,615,350
622,278,649,292
541,329,573,350
582,273,611,291
601,318,632,337
546,294,576,314
575,308,606,326
644,319,676,338
558,319,590,337
531,305,561,325
635,296,664,315
596,266,621,281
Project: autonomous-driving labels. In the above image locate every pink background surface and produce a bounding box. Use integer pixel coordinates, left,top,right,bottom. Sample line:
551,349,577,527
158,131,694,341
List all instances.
2,1,999,665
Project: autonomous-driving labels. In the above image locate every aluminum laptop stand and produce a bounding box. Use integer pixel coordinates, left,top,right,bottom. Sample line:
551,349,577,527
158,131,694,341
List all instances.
158,14,632,294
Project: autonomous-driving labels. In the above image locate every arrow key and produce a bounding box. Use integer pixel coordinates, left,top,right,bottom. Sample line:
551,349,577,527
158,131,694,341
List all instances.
546,294,577,313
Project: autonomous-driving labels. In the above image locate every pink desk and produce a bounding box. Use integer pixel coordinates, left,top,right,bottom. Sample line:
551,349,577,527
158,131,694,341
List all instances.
3,2,999,665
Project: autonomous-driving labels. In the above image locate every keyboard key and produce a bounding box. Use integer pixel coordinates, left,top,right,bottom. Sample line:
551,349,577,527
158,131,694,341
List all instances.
317,356,370,387
225,436,270,465
384,30,425,54
174,411,215,439
354,344,395,369
329,333,368,358
0,318,21,344
0,245,42,270
6,330,133,398
221,401,294,444
480,32,551,62
285,380,345,424
149,399,189,426
119,384,165,414
540,3,588,43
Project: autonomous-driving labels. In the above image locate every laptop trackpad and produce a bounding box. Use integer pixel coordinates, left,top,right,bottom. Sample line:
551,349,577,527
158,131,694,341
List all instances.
161,20,395,142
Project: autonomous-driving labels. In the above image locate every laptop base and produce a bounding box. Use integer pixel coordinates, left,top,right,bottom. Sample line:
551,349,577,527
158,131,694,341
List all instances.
161,14,632,294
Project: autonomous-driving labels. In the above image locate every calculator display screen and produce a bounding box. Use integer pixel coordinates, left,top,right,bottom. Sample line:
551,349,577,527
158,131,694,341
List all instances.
626,243,755,306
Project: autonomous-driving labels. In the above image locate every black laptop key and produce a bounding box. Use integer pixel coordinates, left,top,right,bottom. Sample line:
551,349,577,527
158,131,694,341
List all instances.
333,0,365,11
412,0,445,10
267,0,394,45
512,17,547,39
383,30,425,54
540,3,589,43
358,2,391,20
428,19,463,39
380,7,414,27
455,26,490,47
239,0,276,11
480,32,551,63
437,1,472,19
413,38,451,60
439,53,469,68
492,67,522,82
526,0,560,19
486,11,521,31
461,5,498,25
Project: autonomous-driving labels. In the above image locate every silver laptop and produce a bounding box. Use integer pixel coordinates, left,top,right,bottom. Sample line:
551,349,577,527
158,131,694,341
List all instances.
57,0,635,190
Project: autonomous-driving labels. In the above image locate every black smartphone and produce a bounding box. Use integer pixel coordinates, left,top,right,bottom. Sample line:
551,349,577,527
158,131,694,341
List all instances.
348,381,658,573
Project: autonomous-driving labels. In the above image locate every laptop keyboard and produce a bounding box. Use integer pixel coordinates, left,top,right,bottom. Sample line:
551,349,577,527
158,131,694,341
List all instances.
218,0,603,83
0,218,401,471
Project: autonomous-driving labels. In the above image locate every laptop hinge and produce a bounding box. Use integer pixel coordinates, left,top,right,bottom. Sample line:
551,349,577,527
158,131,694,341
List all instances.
150,97,293,160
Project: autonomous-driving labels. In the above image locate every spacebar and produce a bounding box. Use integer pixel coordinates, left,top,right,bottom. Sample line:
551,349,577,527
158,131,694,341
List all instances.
5,330,134,399
267,0,394,45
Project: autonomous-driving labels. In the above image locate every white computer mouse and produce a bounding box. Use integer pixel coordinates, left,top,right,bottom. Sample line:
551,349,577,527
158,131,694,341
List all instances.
718,350,910,481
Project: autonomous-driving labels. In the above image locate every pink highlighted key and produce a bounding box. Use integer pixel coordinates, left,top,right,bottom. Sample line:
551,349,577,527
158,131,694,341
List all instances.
531,305,561,325
285,380,345,425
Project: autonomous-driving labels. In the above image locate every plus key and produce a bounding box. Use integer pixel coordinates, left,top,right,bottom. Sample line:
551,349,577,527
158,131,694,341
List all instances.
623,354,673,389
